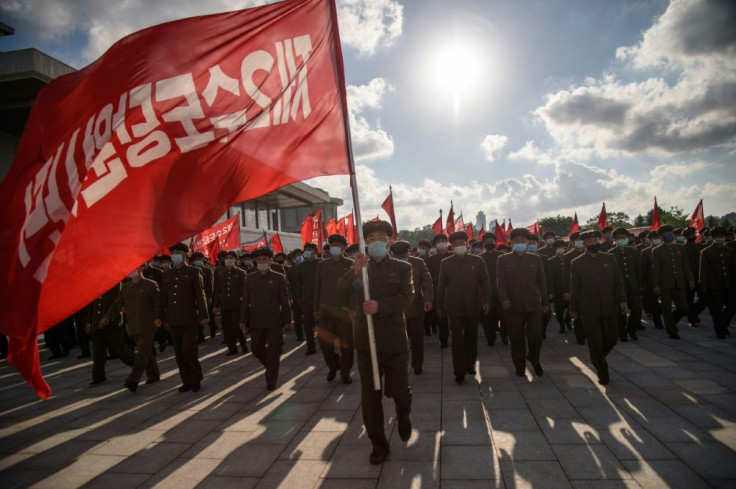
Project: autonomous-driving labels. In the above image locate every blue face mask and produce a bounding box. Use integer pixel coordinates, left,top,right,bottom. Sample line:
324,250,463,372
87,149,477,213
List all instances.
662,234,675,243
303,250,313,260
574,240,584,249
512,243,527,253
418,249,427,257
295,255,304,263
527,244,538,253
194,260,204,267
171,254,184,265
616,239,628,247
243,260,252,267
367,240,388,259
330,246,342,256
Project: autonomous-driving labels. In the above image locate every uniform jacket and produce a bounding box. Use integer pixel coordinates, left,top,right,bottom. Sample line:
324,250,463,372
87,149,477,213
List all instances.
437,253,491,316
314,256,354,319
338,257,413,353
700,244,736,291
213,266,247,310
570,251,626,318
684,241,704,286
426,251,452,297
86,283,123,329
159,264,209,325
197,266,214,301
240,269,291,329
610,246,642,293
107,278,160,336
651,243,693,290
562,248,585,293
292,259,320,305
143,266,163,285
546,254,567,297
497,252,549,313
406,256,433,319
480,249,504,298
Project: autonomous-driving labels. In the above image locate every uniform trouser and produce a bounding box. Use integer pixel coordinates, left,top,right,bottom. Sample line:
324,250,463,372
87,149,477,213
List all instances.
251,327,283,386
406,317,424,370
448,315,479,375
423,310,433,335
482,298,506,344
541,308,552,337
127,330,160,384
292,304,304,340
660,288,688,335
318,317,354,377
583,315,618,379
643,288,663,327
0,334,7,357
45,322,71,357
170,324,203,386
705,289,736,336
504,311,542,372
573,315,586,343
301,304,317,352
357,350,412,456
619,288,642,338
553,297,570,329
74,311,91,356
221,308,247,352
686,287,706,324
91,327,134,382
435,306,449,345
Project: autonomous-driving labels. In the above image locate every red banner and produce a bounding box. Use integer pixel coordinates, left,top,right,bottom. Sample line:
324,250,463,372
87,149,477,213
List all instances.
270,232,284,254
597,203,608,230
242,232,268,252
570,212,580,235
690,199,705,242
381,188,398,241
454,215,465,232
326,218,338,236
445,204,455,236
507,219,514,235
477,228,485,242
432,213,443,235
344,213,357,245
465,223,474,242
300,208,325,247
191,215,240,259
651,197,661,231
525,221,539,236
0,0,350,398
495,220,508,245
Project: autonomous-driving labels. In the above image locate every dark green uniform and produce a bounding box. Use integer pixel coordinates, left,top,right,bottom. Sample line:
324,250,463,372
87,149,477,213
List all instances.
292,258,320,353
87,284,135,384
563,248,586,343
241,270,291,388
547,253,571,332
480,248,506,345
569,251,626,383
426,250,452,344
651,244,693,336
437,253,491,377
640,245,663,328
610,245,642,340
684,240,706,325
700,243,736,338
107,277,161,386
213,266,248,354
195,265,215,341
405,256,433,372
338,256,413,460
315,256,355,379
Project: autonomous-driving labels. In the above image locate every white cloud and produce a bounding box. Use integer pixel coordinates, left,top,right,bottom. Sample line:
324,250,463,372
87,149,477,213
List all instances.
337,0,403,56
508,140,554,165
650,160,721,180
347,78,395,160
480,134,508,162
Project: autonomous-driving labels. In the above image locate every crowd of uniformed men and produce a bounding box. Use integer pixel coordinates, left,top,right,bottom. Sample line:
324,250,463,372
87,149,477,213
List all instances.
19,220,736,465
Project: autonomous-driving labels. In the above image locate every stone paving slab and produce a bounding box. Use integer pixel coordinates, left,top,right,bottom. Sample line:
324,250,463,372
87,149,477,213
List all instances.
0,314,734,488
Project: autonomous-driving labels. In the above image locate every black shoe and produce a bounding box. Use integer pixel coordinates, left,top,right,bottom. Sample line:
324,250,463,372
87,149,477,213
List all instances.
327,368,338,382
266,383,276,391
77,353,91,359
516,369,525,377
566,323,573,331
398,416,412,441
577,340,586,345
413,367,422,375
455,374,465,384
369,452,387,465
630,333,638,341
124,381,137,393
178,384,192,392
226,350,237,356
342,375,352,385
598,376,610,385
501,335,509,345
145,377,160,385
620,336,628,343
191,383,201,393
533,364,543,376
89,378,107,386
669,333,680,340
305,349,317,355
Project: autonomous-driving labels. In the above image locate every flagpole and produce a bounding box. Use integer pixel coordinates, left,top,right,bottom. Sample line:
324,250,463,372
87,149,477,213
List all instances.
330,0,380,391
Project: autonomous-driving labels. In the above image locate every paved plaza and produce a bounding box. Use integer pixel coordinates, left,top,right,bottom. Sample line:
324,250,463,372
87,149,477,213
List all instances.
1,316,735,488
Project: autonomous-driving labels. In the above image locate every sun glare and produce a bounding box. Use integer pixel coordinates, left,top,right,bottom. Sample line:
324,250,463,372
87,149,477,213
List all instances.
431,41,483,99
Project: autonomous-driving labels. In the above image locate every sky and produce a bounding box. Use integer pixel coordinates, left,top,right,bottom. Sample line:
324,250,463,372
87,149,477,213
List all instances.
1,0,735,231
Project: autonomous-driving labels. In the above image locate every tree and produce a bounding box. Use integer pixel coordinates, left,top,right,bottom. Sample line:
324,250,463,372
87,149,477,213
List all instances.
634,214,646,227
584,211,631,229
645,206,689,228
539,215,574,237
397,225,435,245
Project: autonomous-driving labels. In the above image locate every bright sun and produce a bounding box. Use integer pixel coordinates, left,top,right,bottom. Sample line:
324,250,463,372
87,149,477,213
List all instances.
430,41,483,99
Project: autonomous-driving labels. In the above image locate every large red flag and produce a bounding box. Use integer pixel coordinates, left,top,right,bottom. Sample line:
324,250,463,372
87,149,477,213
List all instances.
446,203,455,236
570,212,580,235
300,208,325,247
454,214,465,232
525,221,539,236
495,220,508,245
431,211,443,235
477,228,485,242
597,203,608,230
690,199,705,242
651,197,661,231
270,232,284,254
0,0,351,398
326,218,338,236
380,187,398,241
191,215,240,259
242,232,268,252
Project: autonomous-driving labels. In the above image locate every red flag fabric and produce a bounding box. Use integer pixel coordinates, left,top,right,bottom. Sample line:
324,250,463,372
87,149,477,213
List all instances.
432,213,443,235
191,215,240,259
690,199,705,242
477,228,485,242
242,232,268,252
336,216,346,237
501,219,506,234
525,221,539,236
0,0,351,398
446,204,455,236
344,213,357,245
570,212,580,235
380,188,398,241
454,215,465,232
326,218,338,236
270,232,284,254
465,223,474,242
495,220,508,245
651,197,661,231
300,209,325,247
597,203,608,230
507,219,514,235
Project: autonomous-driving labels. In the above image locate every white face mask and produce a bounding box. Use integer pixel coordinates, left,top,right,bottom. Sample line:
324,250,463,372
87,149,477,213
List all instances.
676,236,686,243
574,240,584,249
556,247,565,255
546,238,554,245
224,259,235,268
257,263,270,272
651,239,662,246
436,242,447,252
161,262,171,269
454,245,467,256
429,248,437,255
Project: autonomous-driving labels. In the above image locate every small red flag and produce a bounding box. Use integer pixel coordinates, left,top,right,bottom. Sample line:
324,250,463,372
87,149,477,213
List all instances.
454,214,465,232
191,215,240,259
270,232,284,254
345,213,358,245
651,197,661,231
241,232,268,252
465,223,474,242
689,199,705,242
326,218,338,236
446,203,455,236
380,187,398,241
300,209,324,247
432,214,443,235
570,213,580,235
525,221,539,236
597,203,608,230
495,220,508,245
507,219,514,235
477,228,485,242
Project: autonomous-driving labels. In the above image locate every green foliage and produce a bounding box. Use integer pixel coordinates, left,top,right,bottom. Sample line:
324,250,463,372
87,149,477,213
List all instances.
539,215,574,237
584,211,631,229
397,225,435,245
645,205,689,228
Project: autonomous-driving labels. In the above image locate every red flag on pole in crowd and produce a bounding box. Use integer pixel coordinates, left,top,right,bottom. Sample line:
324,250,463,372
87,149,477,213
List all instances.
465,223,474,242
495,220,508,245
380,186,398,241
343,212,357,245
477,228,485,242
326,218,338,236
525,221,539,236
432,210,443,235
651,197,661,231
454,214,465,232
570,212,580,235
690,199,705,241
300,209,325,247
270,232,284,254
191,215,240,259
0,0,352,398
445,202,455,235
336,216,346,237
597,203,608,230
507,219,514,235
241,232,268,252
